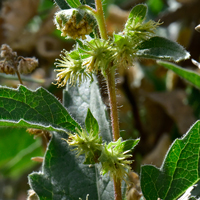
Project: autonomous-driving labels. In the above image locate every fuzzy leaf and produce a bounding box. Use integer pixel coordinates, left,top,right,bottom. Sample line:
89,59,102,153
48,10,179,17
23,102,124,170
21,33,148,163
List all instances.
136,36,190,62
85,108,99,136
141,120,200,200
63,77,112,142
107,138,140,153
158,61,200,89
0,85,80,132
0,119,65,132
115,138,140,153
29,131,114,200
66,0,82,8
53,0,69,9
54,0,81,9
125,4,147,29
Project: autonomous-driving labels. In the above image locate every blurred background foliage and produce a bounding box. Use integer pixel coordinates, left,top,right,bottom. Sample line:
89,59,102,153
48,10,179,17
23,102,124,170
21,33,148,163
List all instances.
0,0,200,199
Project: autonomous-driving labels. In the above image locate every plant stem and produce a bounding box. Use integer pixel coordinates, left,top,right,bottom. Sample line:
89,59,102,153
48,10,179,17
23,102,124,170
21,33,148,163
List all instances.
16,70,23,84
94,1,121,200
106,68,120,141
113,176,122,200
95,0,108,40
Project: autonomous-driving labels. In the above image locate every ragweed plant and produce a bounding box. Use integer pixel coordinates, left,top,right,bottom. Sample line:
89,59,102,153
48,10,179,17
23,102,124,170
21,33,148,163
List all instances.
51,1,189,200
0,1,193,200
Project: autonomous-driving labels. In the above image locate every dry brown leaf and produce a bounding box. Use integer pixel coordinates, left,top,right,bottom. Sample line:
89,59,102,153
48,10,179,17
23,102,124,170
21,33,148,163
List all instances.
142,134,171,167
126,172,142,200
147,90,196,134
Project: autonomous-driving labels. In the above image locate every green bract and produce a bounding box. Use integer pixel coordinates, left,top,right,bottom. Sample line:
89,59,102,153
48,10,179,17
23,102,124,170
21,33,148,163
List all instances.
54,8,96,39
99,138,139,180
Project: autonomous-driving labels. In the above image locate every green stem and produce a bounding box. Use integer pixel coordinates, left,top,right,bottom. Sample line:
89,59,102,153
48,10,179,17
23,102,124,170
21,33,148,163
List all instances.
95,0,108,40
94,1,121,200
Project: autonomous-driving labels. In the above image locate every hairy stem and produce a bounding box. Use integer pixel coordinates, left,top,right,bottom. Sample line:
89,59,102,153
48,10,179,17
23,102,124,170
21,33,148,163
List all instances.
106,68,120,141
95,0,121,199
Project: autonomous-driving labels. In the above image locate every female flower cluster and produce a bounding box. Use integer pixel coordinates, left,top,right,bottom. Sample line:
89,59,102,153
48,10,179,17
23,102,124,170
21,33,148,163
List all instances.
54,6,161,87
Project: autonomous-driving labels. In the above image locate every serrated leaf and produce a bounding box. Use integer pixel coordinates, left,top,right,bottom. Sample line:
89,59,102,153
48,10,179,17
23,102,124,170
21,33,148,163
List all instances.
0,119,65,132
125,4,147,29
29,131,114,200
158,61,200,89
141,120,200,200
136,36,190,62
63,77,112,142
0,85,80,132
85,108,99,136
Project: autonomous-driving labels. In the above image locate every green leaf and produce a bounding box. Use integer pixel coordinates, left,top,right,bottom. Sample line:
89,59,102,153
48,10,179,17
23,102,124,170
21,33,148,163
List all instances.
0,119,66,132
0,127,43,179
66,0,82,8
115,138,140,153
54,0,81,9
107,137,140,153
158,61,200,89
125,4,147,29
85,108,99,136
29,131,114,200
0,85,80,132
113,34,124,43
136,36,190,62
141,120,200,200
53,0,69,9
63,77,112,142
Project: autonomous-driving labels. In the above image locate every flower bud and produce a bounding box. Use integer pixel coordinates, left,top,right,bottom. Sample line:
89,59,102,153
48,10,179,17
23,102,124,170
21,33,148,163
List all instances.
55,9,96,40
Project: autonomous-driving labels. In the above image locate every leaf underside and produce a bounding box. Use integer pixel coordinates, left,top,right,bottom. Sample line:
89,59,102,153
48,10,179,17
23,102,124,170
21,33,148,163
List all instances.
63,77,112,142
141,120,200,200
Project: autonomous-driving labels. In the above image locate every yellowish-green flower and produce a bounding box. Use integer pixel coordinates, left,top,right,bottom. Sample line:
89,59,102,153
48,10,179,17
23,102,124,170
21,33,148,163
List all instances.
82,39,114,75
99,138,133,181
113,34,137,68
125,19,162,42
54,50,92,87
65,128,102,164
